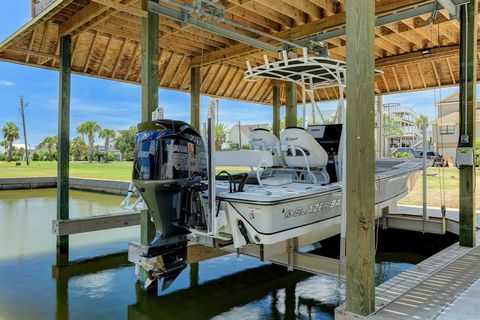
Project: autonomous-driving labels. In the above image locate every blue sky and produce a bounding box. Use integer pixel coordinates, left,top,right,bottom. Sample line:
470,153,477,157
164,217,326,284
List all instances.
0,2,460,146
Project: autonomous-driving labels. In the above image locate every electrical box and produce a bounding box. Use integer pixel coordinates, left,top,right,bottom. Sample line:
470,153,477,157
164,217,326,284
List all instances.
456,147,475,167
152,107,164,121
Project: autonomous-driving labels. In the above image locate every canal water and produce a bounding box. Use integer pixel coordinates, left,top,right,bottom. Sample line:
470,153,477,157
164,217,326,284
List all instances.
0,189,455,320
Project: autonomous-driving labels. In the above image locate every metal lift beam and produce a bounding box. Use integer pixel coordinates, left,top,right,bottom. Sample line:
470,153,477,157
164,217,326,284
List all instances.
147,0,281,53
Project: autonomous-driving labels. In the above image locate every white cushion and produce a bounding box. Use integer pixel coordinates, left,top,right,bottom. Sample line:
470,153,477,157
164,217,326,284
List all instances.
249,129,285,167
280,127,329,168
215,150,274,167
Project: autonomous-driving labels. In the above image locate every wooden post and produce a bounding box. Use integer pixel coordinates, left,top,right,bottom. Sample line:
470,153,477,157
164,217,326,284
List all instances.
285,82,297,128
272,84,281,137
459,0,477,248
345,0,376,316
141,0,159,122
190,66,201,131
56,35,71,267
140,0,159,290
190,262,199,287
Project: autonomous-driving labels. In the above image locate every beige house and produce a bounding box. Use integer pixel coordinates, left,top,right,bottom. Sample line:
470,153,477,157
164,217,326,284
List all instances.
431,92,480,163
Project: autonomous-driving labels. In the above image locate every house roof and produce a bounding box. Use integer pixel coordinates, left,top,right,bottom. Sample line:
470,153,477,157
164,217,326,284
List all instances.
229,123,270,137
437,92,459,104
431,110,480,125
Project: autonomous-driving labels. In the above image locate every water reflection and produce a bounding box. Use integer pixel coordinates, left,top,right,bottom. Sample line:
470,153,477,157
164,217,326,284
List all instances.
0,189,457,320
127,262,343,319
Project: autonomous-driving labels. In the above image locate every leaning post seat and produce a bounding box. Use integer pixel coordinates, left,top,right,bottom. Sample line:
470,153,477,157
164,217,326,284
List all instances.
280,127,330,184
248,128,286,167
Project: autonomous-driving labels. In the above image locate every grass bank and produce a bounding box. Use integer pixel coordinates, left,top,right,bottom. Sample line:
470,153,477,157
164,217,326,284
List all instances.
0,161,477,209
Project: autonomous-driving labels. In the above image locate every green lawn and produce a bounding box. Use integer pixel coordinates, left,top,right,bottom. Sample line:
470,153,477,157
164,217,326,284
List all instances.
0,161,134,181
0,161,250,181
0,161,477,209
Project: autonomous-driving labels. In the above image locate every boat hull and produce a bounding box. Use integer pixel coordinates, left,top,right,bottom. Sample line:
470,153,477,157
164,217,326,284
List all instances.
221,166,420,247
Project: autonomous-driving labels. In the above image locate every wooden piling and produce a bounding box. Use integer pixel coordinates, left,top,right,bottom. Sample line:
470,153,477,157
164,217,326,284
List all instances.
345,0,376,316
56,35,71,267
285,82,297,128
190,66,201,131
459,0,477,248
140,0,159,290
272,84,281,137
141,0,159,122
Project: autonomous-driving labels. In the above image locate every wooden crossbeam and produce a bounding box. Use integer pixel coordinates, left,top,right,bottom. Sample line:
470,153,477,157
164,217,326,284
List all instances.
52,212,140,236
90,0,147,17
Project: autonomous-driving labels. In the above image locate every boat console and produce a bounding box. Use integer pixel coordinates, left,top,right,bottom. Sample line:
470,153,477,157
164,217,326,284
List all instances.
307,124,343,182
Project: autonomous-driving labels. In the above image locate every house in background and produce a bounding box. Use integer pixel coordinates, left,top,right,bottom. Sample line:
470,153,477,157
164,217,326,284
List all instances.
96,139,122,161
383,103,423,150
431,92,480,164
226,123,270,149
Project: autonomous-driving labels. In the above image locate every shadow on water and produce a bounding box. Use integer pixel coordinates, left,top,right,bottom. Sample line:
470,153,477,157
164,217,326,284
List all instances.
0,189,459,320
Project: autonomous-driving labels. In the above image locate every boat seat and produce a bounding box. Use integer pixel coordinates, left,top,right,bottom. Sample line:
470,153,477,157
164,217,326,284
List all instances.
280,127,329,169
248,128,285,167
216,150,274,167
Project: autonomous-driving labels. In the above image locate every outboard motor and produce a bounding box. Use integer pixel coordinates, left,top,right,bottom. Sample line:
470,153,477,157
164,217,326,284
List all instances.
133,120,208,288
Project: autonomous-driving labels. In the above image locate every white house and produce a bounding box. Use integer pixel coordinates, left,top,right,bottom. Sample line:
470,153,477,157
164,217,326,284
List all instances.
226,123,270,149
430,92,480,163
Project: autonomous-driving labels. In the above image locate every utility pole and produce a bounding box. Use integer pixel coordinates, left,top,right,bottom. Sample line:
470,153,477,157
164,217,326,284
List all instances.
19,96,30,165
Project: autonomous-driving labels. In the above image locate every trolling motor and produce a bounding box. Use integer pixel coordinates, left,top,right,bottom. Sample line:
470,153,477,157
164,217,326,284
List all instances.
132,120,208,289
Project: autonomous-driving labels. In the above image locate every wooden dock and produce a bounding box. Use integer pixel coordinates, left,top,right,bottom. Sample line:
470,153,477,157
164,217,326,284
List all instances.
336,232,480,319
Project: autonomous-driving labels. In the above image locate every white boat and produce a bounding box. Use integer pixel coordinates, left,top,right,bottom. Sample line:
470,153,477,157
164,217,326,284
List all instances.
127,50,425,288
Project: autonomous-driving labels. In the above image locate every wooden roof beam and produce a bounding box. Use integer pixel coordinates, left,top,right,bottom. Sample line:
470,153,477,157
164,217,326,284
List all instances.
446,57,455,84
111,38,128,77
430,60,441,86
381,73,390,92
283,0,321,21
59,2,107,35
123,42,139,80
307,0,338,16
255,0,306,26
89,0,146,18
403,65,414,89
191,0,437,66
417,63,427,88
83,31,98,73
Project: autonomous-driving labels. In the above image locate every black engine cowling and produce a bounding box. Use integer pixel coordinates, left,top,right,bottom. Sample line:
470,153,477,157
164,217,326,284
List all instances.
133,120,207,289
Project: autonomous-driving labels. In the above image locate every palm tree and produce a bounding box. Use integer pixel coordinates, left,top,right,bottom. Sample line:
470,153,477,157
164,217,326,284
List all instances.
40,135,58,161
76,121,101,162
70,136,88,161
215,123,228,150
2,122,20,162
114,126,137,161
0,140,8,156
99,129,116,162
415,115,429,130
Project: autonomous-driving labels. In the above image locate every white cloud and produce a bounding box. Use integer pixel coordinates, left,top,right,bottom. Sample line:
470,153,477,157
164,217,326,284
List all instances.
0,80,13,86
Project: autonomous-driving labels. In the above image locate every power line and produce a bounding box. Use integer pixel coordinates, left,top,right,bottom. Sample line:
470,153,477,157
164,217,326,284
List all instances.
19,96,30,165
